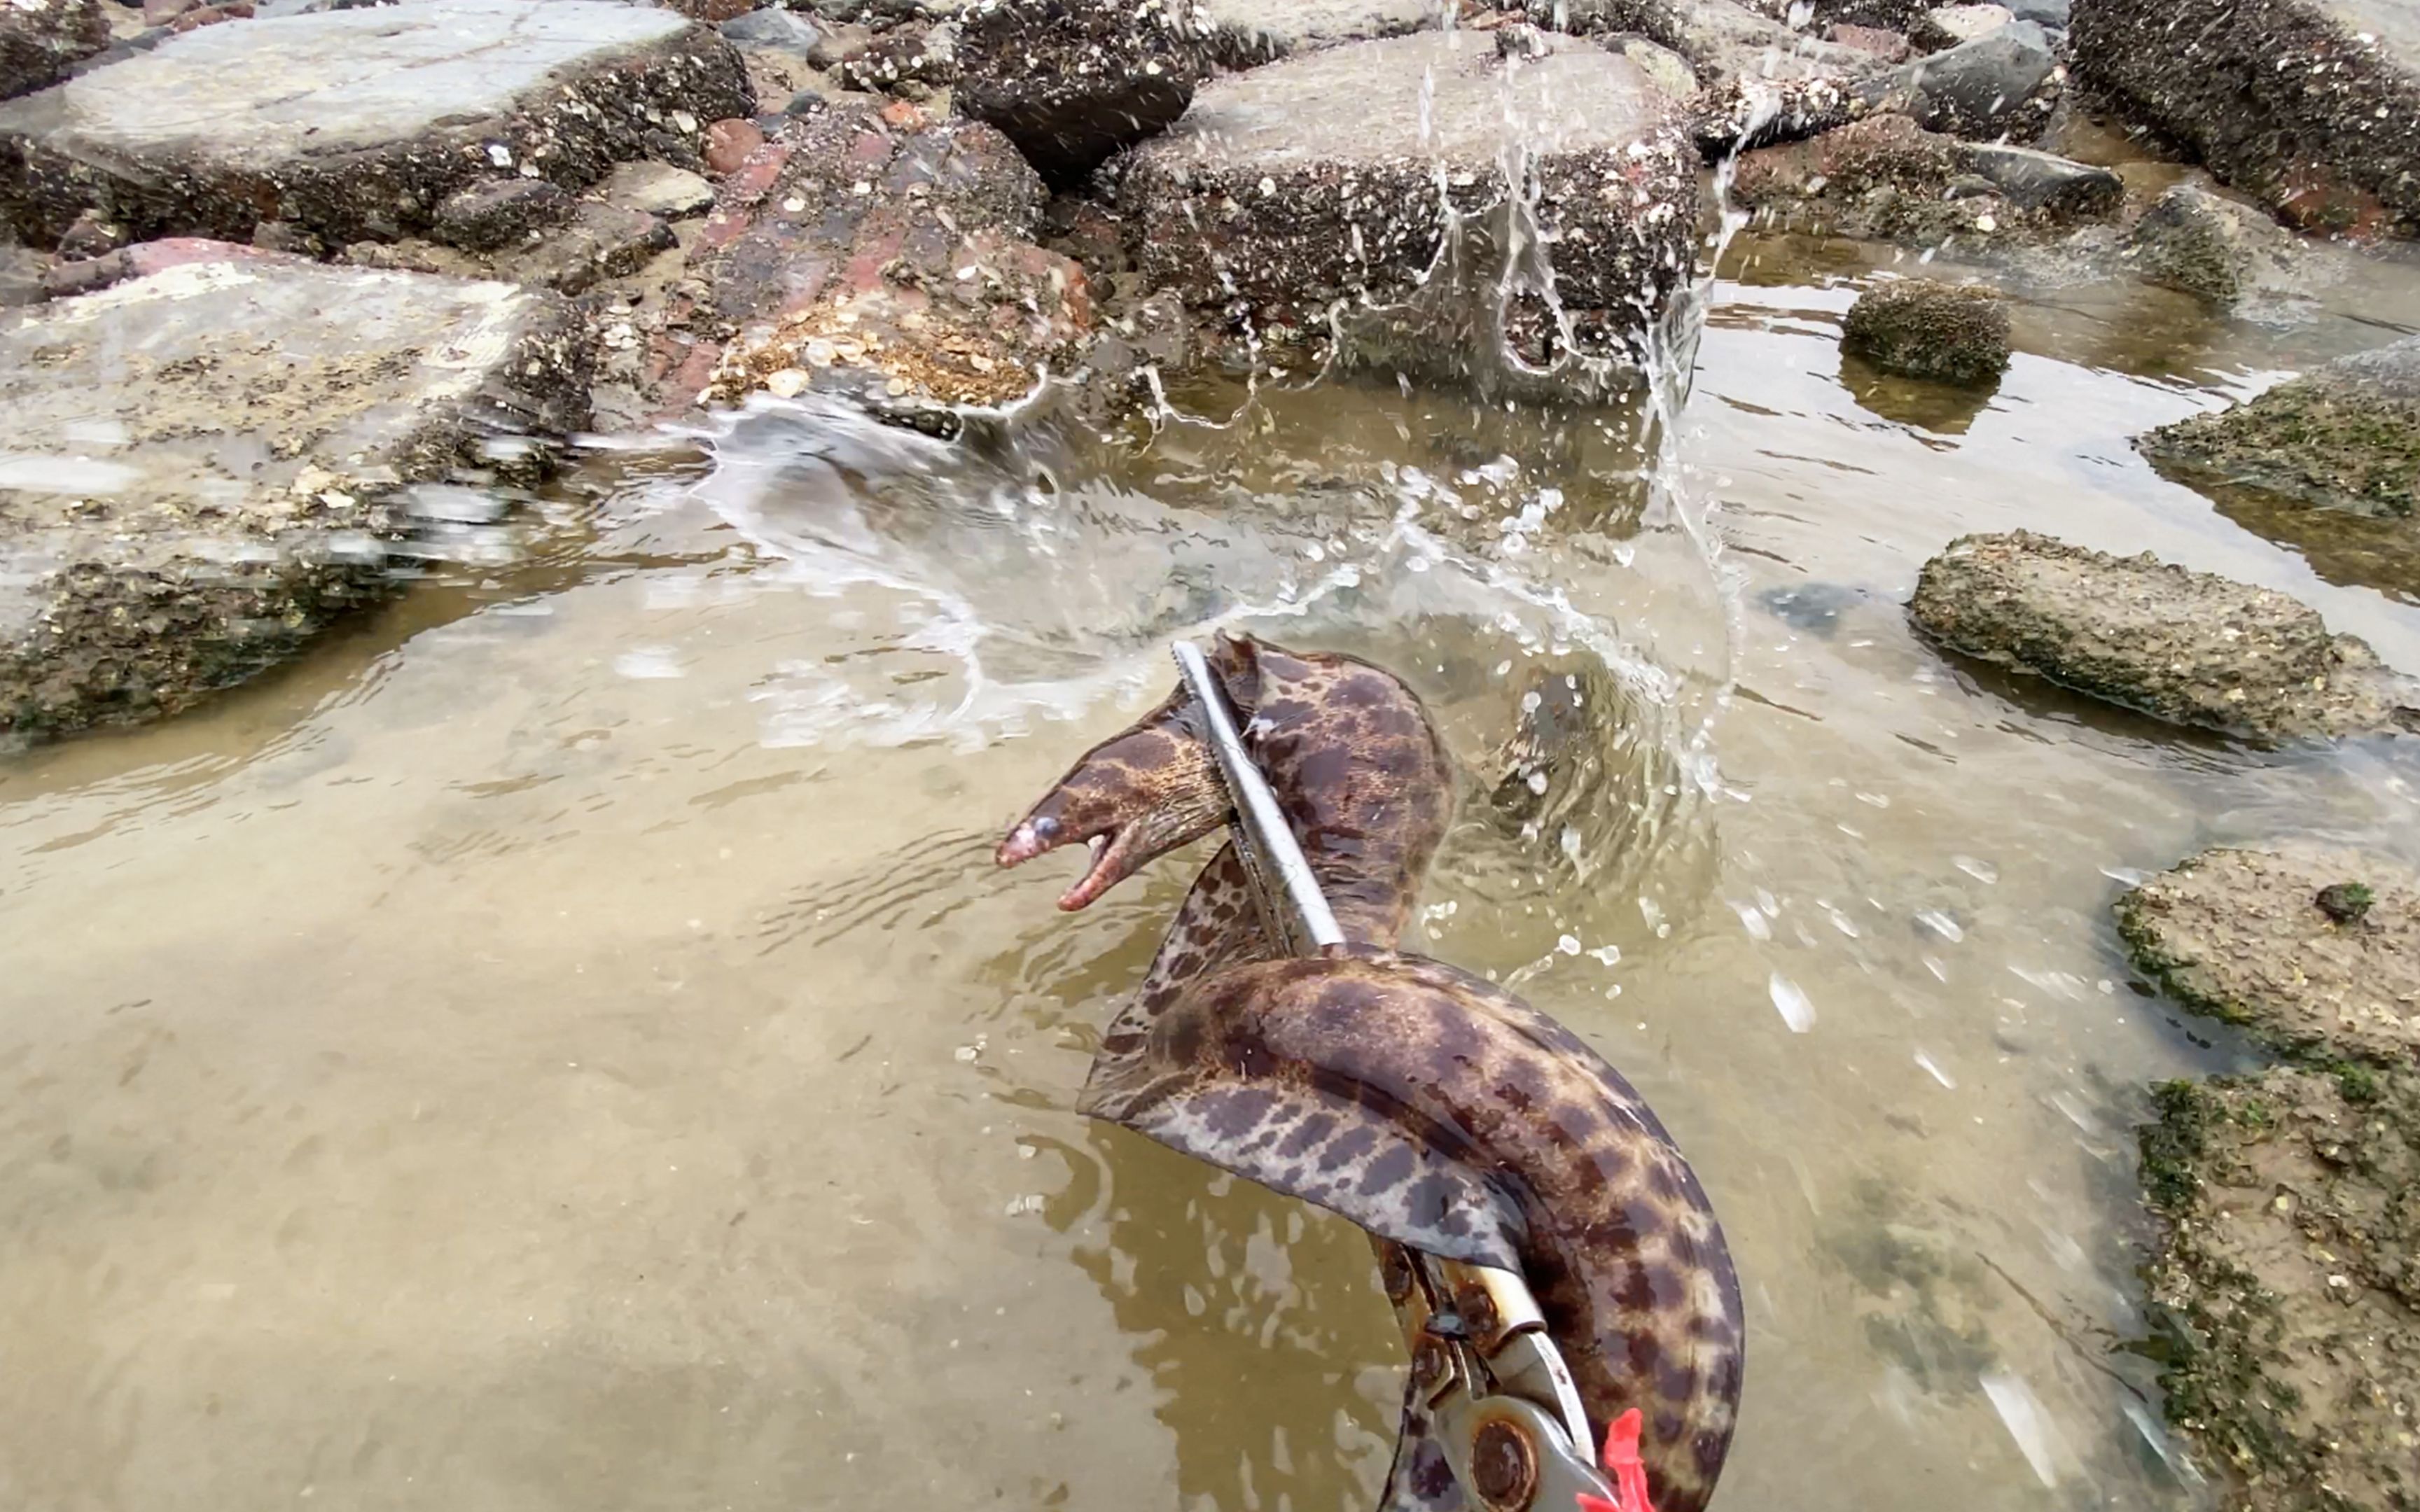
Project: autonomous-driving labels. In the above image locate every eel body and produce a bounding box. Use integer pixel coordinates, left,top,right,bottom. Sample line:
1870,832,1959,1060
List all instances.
999,635,1744,1512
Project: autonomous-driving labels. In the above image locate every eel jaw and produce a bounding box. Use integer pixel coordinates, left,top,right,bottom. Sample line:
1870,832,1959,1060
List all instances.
996,816,1145,911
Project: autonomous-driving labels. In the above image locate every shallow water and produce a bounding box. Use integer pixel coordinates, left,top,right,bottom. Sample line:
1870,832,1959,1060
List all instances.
6,232,2420,1512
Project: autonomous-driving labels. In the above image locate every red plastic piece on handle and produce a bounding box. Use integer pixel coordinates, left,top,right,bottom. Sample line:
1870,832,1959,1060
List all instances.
1573,1409,1656,1512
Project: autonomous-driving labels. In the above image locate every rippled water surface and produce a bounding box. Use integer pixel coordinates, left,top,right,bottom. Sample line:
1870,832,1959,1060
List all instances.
6,232,2420,1512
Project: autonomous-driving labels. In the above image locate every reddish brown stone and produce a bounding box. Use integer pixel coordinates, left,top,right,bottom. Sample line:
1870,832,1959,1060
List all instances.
703,117,765,176
1825,23,1911,62
168,2,253,33
690,102,1089,410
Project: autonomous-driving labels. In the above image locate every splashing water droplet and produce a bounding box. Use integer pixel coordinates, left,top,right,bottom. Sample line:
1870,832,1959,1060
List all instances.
1954,855,1998,884
1769,973,1815,1033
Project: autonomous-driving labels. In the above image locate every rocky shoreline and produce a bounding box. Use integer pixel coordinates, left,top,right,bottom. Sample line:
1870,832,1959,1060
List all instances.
4,0,2420,1494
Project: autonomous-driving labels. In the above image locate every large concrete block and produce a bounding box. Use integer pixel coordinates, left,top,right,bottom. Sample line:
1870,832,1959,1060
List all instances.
1118,31,1697,372
0,0,751,247
2073,0,2420,235
0,253,589,737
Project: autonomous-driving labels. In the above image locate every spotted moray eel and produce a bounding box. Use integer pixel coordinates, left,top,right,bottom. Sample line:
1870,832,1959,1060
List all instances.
997,634,1745,1512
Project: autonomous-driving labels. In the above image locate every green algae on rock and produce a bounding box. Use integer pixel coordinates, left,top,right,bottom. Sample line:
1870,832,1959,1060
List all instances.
1910,531,2420,741
1841,278,2010,386
2143,335,2420,521
2135,1070,2420,1512
2117,846,2420,1065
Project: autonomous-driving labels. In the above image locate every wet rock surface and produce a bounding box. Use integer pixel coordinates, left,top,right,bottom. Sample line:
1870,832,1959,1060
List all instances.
0,256,587,738
2072,0,2420,236
689,99,1087,414
1119,30,1697,367
1202,0,1431,67
2124,183,2307,308
2142,335,2420,522
2118,846,2420,1065
1908,529,2420,741
1842,278,2008,385
954,0,1204,187
1732,112,2115,246
2136,1068,2420,1512
0,0,751,249
0,0,108,101
1878,17,2059,138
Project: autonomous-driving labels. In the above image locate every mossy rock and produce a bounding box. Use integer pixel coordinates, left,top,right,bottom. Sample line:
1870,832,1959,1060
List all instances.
2116,845,2420,1065
1842,279,2010,387
2143,335,2420,520
2136,1066,2420,1512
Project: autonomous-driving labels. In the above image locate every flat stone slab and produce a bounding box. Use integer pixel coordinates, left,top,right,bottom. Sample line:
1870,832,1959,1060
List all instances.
1119,31,1697,364
0,253,587,738
2072,0,2420,235
2137,1068,2420,1512
2142,335,2420,520
0,0,750,248
2118,844,2420,1064
1203,0,1434,67
1908,529,2420,741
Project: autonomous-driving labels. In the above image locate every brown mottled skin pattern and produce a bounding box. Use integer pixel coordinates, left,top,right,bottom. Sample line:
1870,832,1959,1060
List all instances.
998,635,1745,1512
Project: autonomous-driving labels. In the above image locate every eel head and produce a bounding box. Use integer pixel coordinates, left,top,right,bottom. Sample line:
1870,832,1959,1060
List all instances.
995,634,1265,910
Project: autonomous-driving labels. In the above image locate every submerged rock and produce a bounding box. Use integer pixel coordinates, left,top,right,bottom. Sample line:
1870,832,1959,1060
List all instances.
1118,31,1697,372
0,0,751,249
2143,336,2420,523
2073,0,2420,237
954,0,1204,187
693,99,1089,414
1841,278,2009,386
0,255,587,738
2136,1068,2420,1512
1908,529,2420,741
2118,846,2420,1064
0,0,109,102
2124,183,2305,307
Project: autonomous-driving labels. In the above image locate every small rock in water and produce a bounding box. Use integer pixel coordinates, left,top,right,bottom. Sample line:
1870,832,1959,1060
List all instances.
2123,181,2304,307
1912,530,2420,742
2315,881,2375,926
1841,279,2010,387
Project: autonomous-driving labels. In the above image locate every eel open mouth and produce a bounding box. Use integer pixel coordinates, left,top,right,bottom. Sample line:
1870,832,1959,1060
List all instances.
996,813,1146,912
